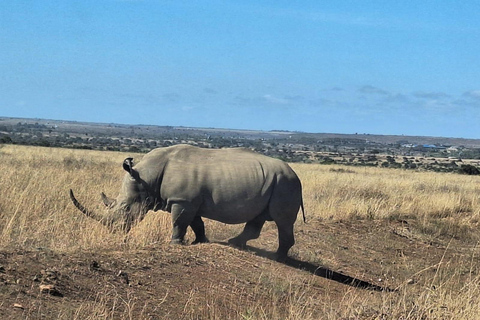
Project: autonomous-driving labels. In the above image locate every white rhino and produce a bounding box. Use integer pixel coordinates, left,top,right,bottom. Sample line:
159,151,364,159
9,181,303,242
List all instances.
70,144,305,261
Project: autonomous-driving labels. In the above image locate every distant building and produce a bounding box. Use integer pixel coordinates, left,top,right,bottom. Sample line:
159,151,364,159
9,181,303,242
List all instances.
447,146,459,153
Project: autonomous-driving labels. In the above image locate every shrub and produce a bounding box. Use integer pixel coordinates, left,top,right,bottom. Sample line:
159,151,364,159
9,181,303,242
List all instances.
0,134,12,144
458,164,480,175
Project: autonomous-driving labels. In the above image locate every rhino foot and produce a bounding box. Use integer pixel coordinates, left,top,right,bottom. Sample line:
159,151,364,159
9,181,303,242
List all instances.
170,239,184,245
192,237,209,245
227,237,246,249
275,252,288,263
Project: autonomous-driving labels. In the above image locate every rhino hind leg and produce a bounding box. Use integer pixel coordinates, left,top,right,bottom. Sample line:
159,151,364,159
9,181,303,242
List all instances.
190,216,209,244
275,221,295,262
228,213,266,248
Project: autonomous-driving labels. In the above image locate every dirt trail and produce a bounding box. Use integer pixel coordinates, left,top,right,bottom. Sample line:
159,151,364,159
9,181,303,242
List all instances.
0,219,474,319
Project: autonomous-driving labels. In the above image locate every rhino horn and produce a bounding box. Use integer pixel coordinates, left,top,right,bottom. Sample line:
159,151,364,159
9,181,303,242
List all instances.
69,189,114,230
101,192,115,207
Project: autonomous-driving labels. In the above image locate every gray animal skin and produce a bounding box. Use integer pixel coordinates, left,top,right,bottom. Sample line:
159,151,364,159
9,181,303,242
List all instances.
70,144,305,261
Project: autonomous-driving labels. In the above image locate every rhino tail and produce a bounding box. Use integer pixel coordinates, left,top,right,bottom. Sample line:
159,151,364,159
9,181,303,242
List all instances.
300,197,306,223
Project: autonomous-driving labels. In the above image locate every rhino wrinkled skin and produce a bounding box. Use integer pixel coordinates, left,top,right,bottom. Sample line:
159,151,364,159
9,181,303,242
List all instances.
70,144,305,261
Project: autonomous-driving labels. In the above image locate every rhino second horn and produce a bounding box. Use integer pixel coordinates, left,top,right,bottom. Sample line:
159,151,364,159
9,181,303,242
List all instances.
101,192,115,207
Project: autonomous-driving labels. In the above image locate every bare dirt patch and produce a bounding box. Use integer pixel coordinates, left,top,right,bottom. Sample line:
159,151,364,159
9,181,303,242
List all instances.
1,218,476,319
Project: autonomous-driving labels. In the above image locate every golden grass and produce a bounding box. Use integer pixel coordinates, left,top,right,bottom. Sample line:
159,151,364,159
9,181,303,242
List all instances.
2,145,479,250
293,163,480,240
0,145,122,250
2,144,480,319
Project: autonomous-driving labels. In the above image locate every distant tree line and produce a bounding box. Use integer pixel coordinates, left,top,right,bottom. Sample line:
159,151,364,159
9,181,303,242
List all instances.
1,120,480,175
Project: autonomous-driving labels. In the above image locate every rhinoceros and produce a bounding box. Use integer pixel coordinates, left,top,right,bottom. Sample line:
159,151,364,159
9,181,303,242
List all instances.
70,144,305,261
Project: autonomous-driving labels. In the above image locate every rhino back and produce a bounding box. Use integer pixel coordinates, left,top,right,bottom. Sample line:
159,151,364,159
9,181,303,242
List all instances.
149,145,297,224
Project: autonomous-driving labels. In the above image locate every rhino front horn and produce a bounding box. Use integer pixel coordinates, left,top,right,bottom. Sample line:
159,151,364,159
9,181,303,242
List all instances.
69,189,93,217
69,189,112,230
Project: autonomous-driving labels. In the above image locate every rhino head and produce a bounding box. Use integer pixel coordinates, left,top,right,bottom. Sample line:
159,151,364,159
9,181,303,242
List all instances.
70,158,160,233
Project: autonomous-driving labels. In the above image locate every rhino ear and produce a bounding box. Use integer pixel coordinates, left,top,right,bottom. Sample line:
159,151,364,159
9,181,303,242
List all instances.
123,158,134,174
101,192,115,208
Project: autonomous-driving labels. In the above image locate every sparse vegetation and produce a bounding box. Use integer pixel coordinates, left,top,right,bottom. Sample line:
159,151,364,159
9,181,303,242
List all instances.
1,145,480,319
2,117,480,174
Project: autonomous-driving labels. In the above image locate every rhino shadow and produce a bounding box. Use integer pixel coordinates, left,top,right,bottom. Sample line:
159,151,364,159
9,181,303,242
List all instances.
217,242,394,292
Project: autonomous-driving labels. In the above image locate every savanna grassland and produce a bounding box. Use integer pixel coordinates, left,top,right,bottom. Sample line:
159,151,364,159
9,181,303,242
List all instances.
1,144,480,319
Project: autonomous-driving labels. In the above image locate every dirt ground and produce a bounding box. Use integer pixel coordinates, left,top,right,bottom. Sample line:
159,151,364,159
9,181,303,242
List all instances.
1,218,477,319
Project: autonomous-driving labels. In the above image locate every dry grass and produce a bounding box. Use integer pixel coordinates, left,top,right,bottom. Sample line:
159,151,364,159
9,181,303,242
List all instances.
1,144,480,319
295,163,480,240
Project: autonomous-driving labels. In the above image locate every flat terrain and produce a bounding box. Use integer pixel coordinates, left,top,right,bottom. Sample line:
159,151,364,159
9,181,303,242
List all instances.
1,145,480,319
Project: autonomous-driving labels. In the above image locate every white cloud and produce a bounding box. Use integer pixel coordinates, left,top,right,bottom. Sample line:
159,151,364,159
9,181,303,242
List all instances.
383,93,409,104
263,94,291,105
413,91,450,99
423,99,455,110
358,85,389,95
464,90,480,100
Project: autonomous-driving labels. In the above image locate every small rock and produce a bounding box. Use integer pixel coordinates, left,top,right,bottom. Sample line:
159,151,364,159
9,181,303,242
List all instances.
90,261,100,270
13,303,24,310
41,270,58,281
39,284,62,297
39,284,54,293
117,270,129,285
406,278,415,285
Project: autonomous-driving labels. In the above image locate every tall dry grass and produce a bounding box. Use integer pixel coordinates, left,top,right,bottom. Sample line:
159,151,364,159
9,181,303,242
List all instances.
1,144,480,319
0,145,167,251
293,163,480,241
2,145,479,250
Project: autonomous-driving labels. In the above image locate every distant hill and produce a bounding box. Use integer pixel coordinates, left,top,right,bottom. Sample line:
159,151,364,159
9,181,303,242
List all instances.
1,116,479,148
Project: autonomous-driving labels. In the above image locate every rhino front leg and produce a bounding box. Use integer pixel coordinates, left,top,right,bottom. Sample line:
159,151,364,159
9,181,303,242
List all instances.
190,216,209,244
170,203,196,244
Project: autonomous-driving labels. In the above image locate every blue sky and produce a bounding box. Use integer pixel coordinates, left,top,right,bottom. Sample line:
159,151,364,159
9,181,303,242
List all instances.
1,1,480,138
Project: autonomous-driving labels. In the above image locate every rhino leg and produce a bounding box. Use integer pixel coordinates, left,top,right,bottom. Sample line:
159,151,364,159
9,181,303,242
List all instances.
170,203,197,244
228,214,266,248
275,221,295,262
190,216,209,244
